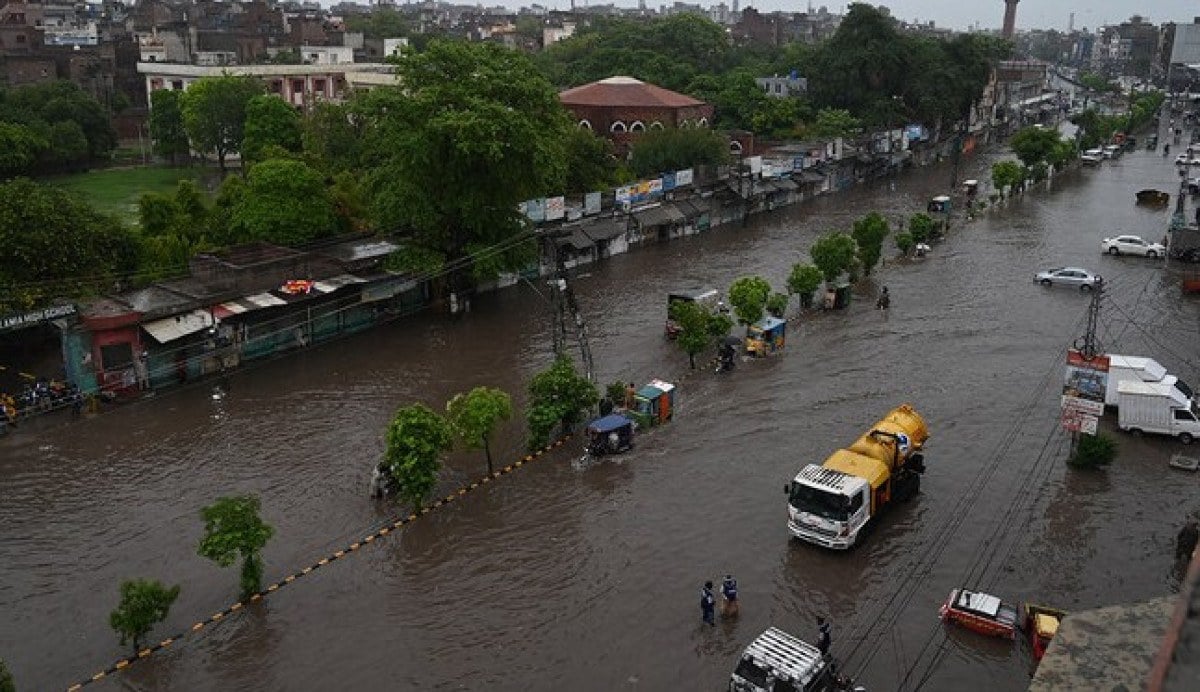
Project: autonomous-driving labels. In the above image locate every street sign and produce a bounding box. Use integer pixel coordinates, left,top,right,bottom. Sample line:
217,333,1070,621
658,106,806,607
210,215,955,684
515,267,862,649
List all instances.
1060,407,1099,435
1061,395,1104,416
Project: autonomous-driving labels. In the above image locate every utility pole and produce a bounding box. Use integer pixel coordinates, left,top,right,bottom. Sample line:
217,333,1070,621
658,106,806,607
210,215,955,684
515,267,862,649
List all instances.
1068,279,1105,455
539,231,595,383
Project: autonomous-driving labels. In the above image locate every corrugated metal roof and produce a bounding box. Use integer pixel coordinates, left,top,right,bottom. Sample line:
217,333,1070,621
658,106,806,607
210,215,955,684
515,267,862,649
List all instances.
142,310,214,344
633,204,685,227
741,627,824,686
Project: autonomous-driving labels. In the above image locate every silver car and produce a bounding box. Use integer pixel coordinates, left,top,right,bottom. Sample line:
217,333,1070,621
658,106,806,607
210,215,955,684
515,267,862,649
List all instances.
1101,234,1166,257
1035,267,1102,290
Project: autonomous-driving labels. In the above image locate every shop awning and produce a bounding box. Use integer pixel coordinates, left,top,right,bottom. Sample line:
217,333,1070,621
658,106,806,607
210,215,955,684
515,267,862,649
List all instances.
633,204,685,228
141,309,214,343
312,274,367,293
582,217,628,241
557,229,595,251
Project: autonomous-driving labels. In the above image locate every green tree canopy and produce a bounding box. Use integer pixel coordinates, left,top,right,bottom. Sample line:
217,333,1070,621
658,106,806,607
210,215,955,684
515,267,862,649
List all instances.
364,40,569,287
181,76,263,171
991,160,1024,198
527,355,598,450
810,232,858,284
809,108,862,140
228,158,340,246
564,126,618,193
728,276,772,326
242,94,302,164
1068,432,1117,468
627,127,728,178
0,178,139,313
345,8,411,39
303,102,366,175
851,212,889,277
0,121,47,176
787,263,823,308
446,386,513,474
109,579,180,652
150,89,190,165
907,213,936,243
766,292,789,318
198,495,275,599
1010,126,1065,168
384,403,453,507
0,658,13,692
669,299,730,369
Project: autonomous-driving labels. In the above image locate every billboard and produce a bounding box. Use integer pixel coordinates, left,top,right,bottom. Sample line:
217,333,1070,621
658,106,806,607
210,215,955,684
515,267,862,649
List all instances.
676,168,694,187
661,171,676,191
748,156,763,176
545,196,565,221
523,198,546,223
584,192,601,216
1062,349,1109,435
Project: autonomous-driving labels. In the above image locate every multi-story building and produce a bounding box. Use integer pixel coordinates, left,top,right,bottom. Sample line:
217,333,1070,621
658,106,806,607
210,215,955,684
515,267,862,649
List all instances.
139,61,399,111
559,75,713,155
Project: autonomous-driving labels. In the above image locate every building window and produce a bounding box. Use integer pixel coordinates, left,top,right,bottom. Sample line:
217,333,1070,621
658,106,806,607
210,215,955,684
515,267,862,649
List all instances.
630,121,645,132
610,121,627,133
650,121,664,130
292,79,305,93
16,34,25,44
171,80,183,90
679,120,690,129
698,117,709,128
729,141,743,154
150,78,163,91
100,343,133,370
270,80,282,93
578,119,592,130
314,79,326,95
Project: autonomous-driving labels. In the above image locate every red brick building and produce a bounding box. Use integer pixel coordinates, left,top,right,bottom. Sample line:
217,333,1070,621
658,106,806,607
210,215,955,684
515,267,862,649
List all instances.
558,76,713,154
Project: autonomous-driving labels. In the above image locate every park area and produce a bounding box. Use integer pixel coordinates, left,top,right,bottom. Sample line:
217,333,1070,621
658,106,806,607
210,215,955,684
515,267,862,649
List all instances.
45,166,207,224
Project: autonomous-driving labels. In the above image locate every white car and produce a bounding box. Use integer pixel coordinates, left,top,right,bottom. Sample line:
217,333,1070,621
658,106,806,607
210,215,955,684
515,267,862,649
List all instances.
1101,234,1166,258
1177,153,1190,165
1102,145,1121,159
1035,267,1103,290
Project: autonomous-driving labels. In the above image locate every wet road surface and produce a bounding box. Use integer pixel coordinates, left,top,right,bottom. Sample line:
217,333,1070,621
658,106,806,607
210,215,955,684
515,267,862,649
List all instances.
2,130,1198,692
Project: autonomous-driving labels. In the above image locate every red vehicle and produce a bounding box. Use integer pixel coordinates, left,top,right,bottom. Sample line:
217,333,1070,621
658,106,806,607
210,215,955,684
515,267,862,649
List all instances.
939,588,1018,640
1024,603,1067,662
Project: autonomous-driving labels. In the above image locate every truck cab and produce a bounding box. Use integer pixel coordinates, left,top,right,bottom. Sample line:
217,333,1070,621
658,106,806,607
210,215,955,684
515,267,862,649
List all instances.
787,462,873,550
730,627,845,692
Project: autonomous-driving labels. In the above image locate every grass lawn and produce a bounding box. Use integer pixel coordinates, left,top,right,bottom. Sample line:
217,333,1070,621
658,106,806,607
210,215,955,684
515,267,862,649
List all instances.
45,166,206,224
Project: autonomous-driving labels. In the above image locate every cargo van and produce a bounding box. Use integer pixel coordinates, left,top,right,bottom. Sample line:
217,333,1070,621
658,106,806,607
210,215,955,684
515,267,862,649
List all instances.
1104,355,1194,407
729,627,863,692
1116,380,1200,444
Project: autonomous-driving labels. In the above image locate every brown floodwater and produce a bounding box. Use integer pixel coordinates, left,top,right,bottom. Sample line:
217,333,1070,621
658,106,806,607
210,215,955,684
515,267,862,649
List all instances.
2,129,1197,692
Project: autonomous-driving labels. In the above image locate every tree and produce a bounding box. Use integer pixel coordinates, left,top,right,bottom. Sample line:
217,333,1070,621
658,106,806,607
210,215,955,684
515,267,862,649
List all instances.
43,121,89,168
991,160,1024,199
302,102,366,175
1010,126,1064,168
1,80,118,160
364,40,570,292
527,355,599,450
109,579,180,652
149,89,190,165
766,292,789,318
809,232,858,284
383,404,453,506
669,299,729,369
198,495,275,599
0,122,47,176
344,7,411,39
787,263,823,308
728,276,772,326
0,178,139,312
851,212,889,277
1068,432,1117,469
228,158,340,245
446,387,513,474
564,127,618,193
181,76,263,172
809,108,861,140
626,127,728,178
242,94,302,165
907,213,936,244
895,231,915,256
0,658,13,692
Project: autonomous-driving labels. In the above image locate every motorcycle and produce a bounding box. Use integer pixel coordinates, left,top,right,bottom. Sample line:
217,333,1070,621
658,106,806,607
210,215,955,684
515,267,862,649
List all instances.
715,345,737,374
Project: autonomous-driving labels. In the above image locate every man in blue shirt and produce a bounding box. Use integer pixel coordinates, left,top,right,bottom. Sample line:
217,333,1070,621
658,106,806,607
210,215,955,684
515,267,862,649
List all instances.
721,574,739,617
700,581,716,625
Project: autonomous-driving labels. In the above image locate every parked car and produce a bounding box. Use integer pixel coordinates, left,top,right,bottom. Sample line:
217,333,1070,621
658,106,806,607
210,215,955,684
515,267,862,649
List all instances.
1176,153,1190,165
1102,145,1121,159
1101,234,1166,257
1084,148,1105,161
1035,267,1102,290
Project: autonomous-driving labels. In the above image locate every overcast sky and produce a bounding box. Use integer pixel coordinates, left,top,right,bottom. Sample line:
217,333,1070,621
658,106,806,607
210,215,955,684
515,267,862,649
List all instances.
513,1,1200,32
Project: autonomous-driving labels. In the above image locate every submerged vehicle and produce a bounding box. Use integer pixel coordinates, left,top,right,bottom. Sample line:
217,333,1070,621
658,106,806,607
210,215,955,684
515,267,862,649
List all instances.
746,316,787,357
729,627,864,692
584,414,635,456
665,288,720,338
1024,603,1067,662
786,404,929,549
939,588,1018,640
1135,189,1171,206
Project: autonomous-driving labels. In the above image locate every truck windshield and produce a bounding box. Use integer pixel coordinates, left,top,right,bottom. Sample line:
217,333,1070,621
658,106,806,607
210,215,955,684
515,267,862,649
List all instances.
733,658,770,688
1177,379,1195,400
789,483,851,521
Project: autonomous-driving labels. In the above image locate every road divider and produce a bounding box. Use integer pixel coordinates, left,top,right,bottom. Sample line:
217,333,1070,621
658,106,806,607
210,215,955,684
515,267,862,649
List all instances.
64,435,573,691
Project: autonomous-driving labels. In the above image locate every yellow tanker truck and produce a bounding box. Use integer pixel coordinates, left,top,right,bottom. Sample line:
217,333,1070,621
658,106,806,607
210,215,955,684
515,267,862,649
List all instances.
786,404,929,549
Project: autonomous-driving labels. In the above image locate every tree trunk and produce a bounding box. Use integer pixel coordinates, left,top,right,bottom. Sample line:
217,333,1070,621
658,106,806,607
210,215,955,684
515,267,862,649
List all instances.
688,352,696,370
483,436,493,475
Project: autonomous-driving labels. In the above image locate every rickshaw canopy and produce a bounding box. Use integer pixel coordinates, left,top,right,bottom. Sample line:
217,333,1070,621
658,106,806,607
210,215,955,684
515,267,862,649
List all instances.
588,414,633,434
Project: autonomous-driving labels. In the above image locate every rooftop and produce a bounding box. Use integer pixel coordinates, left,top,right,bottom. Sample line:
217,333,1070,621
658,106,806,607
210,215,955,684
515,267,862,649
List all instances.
559,76,705,109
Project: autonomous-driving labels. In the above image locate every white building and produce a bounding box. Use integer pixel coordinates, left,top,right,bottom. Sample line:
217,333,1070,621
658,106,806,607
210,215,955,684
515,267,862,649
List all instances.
139,63,399,111
299,45,354,66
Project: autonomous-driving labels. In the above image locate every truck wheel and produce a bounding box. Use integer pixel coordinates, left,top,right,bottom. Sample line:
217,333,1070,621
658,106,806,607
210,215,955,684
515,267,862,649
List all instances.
1040,279,1052,286
1081,283,1093,291
1108,246,1120,255
1129,428,1143,437
1182,433,1195,445
1147,250,1158,258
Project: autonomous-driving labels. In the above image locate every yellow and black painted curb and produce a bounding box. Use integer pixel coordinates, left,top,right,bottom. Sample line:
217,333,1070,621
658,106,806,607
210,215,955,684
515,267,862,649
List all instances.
64,435,573,691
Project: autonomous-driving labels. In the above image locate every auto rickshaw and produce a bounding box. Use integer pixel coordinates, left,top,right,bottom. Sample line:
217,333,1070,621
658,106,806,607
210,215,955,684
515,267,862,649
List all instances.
585,414,635,456
665,288,720,338
962,180,979,198
624,379,675,429
927,195,951,214
745,316,786,357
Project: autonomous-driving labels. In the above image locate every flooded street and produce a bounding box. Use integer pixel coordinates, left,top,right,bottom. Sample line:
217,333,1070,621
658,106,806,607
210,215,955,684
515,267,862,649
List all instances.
3,134,1198,692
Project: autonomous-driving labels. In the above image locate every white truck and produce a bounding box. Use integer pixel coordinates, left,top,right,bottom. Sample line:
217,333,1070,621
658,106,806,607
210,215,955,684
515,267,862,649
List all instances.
729,627,864,692
1105,355,1194,407
1116,380,1200,444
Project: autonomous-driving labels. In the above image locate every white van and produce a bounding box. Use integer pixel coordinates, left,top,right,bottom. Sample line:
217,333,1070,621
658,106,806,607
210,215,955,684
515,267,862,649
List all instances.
1116,380,1200,444
729,628,855,692
1104,355,1195,407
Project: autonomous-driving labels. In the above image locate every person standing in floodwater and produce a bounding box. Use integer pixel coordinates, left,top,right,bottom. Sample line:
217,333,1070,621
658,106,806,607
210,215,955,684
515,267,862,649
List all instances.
817,616,832,657
721,574,739,617
876,286,891,310
700,581,716,626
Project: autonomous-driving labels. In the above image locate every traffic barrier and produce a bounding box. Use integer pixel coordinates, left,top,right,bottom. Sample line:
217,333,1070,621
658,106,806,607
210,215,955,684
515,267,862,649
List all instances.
63,434,573,691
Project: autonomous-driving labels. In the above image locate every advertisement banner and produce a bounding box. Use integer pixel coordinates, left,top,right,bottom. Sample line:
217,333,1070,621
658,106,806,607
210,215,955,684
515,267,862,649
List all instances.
1064,350,1110,403
675,168,694,187
524,198,546,223
648,178,663,196
792,156,805,171
661,171,676,192
748,156,763,176
584,192,601,216
545,196,565,221
615,185,635,204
